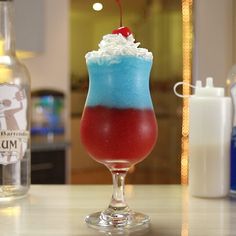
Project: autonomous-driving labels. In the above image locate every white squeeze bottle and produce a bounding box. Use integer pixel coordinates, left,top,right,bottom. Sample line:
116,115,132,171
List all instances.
189,77,232,198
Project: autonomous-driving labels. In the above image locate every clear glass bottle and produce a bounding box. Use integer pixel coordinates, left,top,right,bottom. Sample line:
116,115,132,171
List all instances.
0,0,30,199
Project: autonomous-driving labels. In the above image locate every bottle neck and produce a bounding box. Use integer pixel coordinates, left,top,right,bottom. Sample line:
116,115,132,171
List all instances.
0,1,16,56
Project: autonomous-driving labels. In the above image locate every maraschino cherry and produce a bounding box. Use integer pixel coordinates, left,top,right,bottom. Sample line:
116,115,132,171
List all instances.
112,26,132,37
112,0,132,37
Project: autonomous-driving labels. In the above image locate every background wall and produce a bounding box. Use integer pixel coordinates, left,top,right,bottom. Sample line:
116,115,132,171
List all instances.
193,0,234,86
24,0,69,93
15,0,44,53
136,1,182,81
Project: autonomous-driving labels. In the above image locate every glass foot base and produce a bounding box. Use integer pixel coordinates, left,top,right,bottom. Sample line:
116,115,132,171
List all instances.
85,210,150,232
0,186,29,202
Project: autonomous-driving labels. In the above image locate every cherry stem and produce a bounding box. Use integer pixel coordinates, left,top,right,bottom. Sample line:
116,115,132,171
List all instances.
116,0,123,27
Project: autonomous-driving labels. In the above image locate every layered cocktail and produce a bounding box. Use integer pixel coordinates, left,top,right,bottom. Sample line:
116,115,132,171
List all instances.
80,29,157,230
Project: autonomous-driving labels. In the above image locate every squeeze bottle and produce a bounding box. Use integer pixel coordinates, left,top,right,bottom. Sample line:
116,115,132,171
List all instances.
189,77,232,197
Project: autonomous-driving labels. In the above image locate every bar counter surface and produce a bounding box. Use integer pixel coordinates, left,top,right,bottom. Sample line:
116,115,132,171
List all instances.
0,185,235,235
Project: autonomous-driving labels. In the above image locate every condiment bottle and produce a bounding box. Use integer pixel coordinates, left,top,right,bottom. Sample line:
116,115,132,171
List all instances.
189,77,231,198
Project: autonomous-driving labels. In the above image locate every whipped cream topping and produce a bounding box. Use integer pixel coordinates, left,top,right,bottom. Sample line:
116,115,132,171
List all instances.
85,34,153,63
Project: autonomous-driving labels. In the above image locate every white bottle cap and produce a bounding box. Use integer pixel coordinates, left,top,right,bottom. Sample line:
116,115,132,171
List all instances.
194,77,225,97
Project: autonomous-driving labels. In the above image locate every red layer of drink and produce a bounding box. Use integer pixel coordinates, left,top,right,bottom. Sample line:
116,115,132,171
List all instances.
80,106,158,169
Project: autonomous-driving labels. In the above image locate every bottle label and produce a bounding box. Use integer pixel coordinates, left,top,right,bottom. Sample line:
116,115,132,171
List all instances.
0,84,29,165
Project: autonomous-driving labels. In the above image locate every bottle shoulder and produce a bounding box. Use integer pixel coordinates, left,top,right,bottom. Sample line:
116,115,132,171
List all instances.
0,55,30,83
0,55,25,67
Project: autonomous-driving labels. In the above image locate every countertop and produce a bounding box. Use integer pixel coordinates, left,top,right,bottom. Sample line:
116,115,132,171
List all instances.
0,185,235,236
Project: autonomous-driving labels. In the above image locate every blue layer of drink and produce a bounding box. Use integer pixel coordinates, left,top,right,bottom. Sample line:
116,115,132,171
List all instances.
86,55,153,109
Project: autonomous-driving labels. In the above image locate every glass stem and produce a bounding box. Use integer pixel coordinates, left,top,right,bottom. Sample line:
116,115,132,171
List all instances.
109,170,128,210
